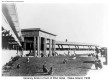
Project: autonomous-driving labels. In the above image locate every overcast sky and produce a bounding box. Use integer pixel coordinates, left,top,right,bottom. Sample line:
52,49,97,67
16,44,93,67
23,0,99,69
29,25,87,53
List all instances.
16,3,108,46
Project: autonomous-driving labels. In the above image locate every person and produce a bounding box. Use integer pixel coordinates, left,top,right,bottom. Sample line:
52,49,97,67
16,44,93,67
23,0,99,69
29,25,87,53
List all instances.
48,67,53,75
48,54,50,57
95,47,100,59
72,50,76,59
63,59,67,64
95,54,99,59
68,50,70,55
16,63,20,69
100,48,105,57
27,57,29,63
43,61,48,73
66,39,67,42
41,53,44,57
52,53,55,56
95,47,99,54
94,57,102,69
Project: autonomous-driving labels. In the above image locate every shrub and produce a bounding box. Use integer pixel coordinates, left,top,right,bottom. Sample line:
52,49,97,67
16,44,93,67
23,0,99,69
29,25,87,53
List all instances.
12,56,20,62
5,60,14,66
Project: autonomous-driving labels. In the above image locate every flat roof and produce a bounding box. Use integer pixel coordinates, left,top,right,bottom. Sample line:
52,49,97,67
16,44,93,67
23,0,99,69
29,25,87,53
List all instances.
21,28,56,36
56,41,99,46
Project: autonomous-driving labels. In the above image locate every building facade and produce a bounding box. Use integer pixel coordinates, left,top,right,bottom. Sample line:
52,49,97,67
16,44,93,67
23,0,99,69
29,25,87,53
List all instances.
21,28,56,57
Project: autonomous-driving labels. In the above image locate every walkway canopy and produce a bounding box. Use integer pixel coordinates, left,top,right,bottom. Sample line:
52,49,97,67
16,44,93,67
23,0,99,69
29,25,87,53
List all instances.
2,3,23,46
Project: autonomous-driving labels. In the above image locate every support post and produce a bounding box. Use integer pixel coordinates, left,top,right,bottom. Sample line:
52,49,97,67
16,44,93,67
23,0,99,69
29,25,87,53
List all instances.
52,40,56,56
30,43,31,53
44,38,47,57
61,45,63,49
77,46,79,50
49,39,52,56
54,40,56,55
75,45,77,50
37,36,41,57
34,36,36,57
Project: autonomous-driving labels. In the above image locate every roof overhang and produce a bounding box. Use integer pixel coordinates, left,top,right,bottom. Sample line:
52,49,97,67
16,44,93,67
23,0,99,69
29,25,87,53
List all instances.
56,41,99,46
21,28,57,36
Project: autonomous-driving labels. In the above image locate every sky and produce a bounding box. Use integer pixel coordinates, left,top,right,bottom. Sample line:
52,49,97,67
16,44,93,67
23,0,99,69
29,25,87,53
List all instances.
16,3,108,46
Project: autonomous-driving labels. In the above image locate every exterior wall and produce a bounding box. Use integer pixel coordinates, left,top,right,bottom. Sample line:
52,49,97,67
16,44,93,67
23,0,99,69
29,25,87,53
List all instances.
21,30,56,57
22,31,39,37
22,31,56,40
39,31,56,40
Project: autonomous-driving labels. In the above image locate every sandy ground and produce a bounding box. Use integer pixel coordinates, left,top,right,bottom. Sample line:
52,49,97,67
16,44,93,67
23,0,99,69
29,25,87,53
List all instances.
87,56,108,80
2,54,97,76
2,54,108,79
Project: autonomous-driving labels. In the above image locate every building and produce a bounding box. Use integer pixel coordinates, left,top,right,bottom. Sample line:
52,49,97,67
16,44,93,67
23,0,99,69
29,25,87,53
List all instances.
21,28,56,57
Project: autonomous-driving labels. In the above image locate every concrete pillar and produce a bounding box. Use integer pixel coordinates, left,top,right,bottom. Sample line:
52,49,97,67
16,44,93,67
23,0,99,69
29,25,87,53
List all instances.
34,36,36,57
88,46,90,50
40,37,41,57
37,36,41,57
77,46,79,50
44,38,47,56
68,45,70,55
52,40,56,55
54,40,56,54
30,43,31,53
60,45,63,50
49,39,52,56
68,45,70,50
89,46,91,50
75,45,77,50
